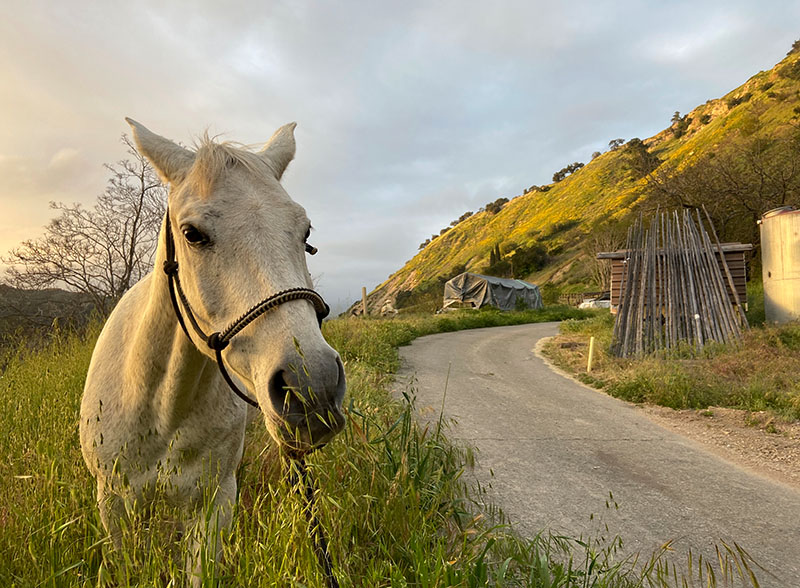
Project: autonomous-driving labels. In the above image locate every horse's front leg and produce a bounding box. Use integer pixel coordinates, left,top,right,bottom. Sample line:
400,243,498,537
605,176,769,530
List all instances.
97,482,127,549
185,477,237,587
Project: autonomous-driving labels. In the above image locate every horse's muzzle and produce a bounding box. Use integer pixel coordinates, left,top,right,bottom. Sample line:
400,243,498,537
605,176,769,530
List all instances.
267,354,346,451
278,407,346,455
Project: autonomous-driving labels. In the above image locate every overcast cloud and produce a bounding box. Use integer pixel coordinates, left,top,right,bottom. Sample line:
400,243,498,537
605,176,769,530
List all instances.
1,1,798,311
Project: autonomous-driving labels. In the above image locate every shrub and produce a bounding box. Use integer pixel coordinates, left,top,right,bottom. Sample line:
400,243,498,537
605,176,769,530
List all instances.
778,58,800,80
746,280,765,326
540,283,561,304
484,197,509,214
624,138,660,176
545,219,580,237
510,243,549,277
726,92,752,109
608,138,624,151
481,258,512,278
670,112,693,138
449,211,473,226
552,162,585,183
527,184,551,193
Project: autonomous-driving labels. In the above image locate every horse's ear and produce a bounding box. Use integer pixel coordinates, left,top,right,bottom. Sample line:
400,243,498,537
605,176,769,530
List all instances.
125,118,195,185
259,122,296,180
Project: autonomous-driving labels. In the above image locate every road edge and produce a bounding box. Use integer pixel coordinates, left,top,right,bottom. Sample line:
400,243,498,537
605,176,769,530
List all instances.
533,335,800,492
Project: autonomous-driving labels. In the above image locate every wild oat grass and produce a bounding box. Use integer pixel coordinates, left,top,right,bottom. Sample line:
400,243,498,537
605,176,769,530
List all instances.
0,310,761,586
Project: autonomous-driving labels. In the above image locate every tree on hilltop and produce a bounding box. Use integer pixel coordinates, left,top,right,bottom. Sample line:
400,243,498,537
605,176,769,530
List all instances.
484,198,509,214
552,161,584,182
608,138,625,151
624,138,661,177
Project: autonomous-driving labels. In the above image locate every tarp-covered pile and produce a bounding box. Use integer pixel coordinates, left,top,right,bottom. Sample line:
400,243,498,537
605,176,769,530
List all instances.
442,272,543,311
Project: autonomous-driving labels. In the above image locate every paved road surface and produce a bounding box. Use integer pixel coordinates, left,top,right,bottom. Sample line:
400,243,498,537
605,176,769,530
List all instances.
396,322,800,587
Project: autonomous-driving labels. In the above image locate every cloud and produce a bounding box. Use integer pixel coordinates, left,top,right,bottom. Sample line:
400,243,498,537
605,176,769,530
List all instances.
1,0,800,306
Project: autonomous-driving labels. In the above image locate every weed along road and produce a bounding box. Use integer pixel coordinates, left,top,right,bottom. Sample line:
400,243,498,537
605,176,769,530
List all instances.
396,322,800,587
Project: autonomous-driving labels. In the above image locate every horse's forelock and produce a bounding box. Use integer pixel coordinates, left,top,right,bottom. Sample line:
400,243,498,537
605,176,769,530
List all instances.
187,135,272,197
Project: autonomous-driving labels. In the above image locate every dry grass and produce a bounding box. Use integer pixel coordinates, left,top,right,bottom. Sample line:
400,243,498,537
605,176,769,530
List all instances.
544,313,800,423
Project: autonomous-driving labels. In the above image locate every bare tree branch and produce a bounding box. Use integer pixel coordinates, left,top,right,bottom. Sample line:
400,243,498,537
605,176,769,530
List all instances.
2,134,167,316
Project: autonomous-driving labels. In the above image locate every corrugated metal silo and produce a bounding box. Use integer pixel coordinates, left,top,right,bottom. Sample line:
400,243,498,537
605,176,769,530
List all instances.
760,206,800,323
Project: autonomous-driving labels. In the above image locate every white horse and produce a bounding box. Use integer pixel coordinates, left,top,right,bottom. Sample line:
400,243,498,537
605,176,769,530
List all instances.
79,119,346,583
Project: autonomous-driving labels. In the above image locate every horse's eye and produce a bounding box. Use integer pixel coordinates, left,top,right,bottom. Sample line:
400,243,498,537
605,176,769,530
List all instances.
182,225,209,246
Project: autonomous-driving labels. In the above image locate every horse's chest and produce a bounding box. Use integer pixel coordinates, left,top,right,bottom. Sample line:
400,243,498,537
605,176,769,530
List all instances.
90,404,245,499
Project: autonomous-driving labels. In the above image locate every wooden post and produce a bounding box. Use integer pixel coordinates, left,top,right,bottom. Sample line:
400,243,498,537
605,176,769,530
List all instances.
587,336,596,373
361,286,368,317
703,205,749,330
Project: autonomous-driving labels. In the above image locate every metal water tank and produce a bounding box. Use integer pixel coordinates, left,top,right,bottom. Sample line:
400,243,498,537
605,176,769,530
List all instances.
760,206,800,323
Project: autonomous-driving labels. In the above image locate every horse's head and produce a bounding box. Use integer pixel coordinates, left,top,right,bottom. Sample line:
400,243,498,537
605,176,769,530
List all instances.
127,119,345,453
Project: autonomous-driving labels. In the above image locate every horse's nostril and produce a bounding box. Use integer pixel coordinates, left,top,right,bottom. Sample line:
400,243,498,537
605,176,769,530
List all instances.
268,370,303,417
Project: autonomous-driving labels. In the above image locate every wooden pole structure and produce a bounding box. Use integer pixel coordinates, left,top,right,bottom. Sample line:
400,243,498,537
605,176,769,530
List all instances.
694,210,738,341
702,205,749,330
587,336,596,373
611,224,633,356
361,286,368,317
611,209,745,358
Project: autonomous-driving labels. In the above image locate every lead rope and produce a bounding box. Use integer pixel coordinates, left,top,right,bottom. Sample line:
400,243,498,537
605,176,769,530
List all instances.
161,210,337,586
293,458,339,588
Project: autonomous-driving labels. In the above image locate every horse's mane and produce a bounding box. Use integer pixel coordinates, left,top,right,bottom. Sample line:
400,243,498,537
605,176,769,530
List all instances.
188,133,272,196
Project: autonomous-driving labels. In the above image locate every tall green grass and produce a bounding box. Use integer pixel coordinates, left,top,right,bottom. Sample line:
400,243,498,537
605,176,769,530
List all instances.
0,310,762,586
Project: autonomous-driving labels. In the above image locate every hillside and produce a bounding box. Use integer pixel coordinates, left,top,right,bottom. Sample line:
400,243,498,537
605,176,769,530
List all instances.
0,284,95,343
363,47,800,313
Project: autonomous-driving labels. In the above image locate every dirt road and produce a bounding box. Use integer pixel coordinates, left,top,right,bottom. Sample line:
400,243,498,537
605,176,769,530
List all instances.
396,322,800,587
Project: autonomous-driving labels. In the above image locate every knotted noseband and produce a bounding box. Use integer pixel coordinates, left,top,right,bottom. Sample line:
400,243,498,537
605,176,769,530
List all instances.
162,209,330,408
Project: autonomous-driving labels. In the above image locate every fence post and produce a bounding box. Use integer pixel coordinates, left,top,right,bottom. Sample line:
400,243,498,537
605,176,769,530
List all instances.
587,336,595,373
362,287,368,317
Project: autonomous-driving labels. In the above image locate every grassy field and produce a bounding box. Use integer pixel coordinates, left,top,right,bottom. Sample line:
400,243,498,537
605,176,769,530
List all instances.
0,308,764,586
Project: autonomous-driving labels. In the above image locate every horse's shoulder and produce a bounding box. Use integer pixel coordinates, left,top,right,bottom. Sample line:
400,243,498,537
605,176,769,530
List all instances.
89,275,154,367
105,274,153,327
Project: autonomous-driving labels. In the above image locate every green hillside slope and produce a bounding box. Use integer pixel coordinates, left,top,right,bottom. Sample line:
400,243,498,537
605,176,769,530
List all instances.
364,48,800,313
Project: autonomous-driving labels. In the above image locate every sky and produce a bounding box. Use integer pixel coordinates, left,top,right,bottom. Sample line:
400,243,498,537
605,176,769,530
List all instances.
1,1,799,312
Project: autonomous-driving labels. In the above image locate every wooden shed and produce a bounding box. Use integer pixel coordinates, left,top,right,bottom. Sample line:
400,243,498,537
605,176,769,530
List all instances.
597,243,752,314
